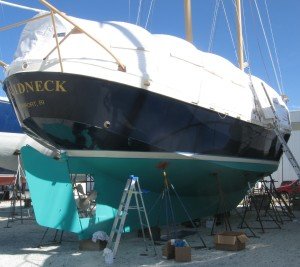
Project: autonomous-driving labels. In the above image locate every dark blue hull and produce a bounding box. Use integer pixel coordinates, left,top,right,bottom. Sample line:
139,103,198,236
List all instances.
4,71,287,162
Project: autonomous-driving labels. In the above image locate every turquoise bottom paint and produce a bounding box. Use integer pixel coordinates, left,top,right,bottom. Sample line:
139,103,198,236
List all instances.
21,146,278,239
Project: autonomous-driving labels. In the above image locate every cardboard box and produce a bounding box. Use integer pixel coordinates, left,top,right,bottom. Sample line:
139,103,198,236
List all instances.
175,246,191,262
214,231,248,251
162,240,175,259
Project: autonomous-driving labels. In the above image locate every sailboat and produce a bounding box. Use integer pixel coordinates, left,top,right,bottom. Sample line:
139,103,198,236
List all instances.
0,0,291,239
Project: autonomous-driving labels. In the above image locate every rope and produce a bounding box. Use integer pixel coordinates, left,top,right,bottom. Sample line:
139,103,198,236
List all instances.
264,0,284,92
145,0,156,29
208,0,220,52
136,0,142,25
253,0,282,94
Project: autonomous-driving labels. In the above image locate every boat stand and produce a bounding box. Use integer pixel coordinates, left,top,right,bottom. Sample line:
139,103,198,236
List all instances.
149,165,206,249
0,177,15,204
5,152,33,228
210,173,232,235
0,177,14,211
37,227,64,247
211,173,257,238
252,176,294,225
239,179,282,233
264,175,295,221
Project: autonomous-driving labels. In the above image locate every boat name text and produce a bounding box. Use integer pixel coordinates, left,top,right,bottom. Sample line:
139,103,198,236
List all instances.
7,80,68,95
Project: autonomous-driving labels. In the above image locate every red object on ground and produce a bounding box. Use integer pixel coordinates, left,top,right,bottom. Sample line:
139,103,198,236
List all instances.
277,180,300,196
0,175,15,186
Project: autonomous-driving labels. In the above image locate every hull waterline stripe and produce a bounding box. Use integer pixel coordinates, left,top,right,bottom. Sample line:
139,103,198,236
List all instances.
66,150,278,166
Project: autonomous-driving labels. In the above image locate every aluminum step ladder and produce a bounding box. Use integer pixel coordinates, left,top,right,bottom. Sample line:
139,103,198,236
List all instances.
106,175,157,257
261,83,300,180
273,127,300,179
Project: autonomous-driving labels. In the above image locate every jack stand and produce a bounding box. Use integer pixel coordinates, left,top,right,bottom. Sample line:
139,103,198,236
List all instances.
210,173,232,235
239,180,281,233
211,173,258,238
37,227,64,247
149,164,206,249
265,175,295,221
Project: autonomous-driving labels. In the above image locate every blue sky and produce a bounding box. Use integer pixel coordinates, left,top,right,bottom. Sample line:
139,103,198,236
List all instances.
0,0,299,109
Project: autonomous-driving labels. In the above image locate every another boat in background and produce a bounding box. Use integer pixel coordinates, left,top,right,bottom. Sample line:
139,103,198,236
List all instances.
0,96,54,173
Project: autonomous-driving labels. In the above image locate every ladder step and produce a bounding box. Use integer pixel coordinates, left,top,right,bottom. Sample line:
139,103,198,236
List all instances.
116,212,127,217
128,206,145,210
113,228,123,234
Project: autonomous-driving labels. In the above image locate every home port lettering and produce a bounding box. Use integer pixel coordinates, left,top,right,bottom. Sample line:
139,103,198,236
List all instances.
20,99,45,109
8,80,68,95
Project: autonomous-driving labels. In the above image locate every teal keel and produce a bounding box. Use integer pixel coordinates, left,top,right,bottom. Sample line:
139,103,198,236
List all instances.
21,146,97,239
21,145,278,239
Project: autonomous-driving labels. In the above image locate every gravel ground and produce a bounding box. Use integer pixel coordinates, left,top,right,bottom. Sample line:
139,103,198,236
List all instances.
1,200,300,267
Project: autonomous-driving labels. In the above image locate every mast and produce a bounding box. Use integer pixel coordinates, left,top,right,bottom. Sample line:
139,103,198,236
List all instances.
236,0,244,71
184,0,193,43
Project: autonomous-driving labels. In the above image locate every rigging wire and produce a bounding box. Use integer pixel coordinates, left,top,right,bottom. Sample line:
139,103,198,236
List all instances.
208,0,238,65
0,1,6,78
239,1,260,117
220,0,238,63
0,1,45,13
0,1,6,93
128,0,131,22
253,0,282,94
145,0,156,29
0,2,4,59
249,0,271,84
232,0,260,117
208,0,221,52
136,0,143,25
264,0,284,91
0,1,5,21
240,0,250,68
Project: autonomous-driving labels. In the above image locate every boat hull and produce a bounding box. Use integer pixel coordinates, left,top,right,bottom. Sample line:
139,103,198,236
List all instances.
4,71,283,238
4,71,285,161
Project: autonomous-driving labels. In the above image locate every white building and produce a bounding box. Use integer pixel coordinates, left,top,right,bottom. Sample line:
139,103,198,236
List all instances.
272,110,300,186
